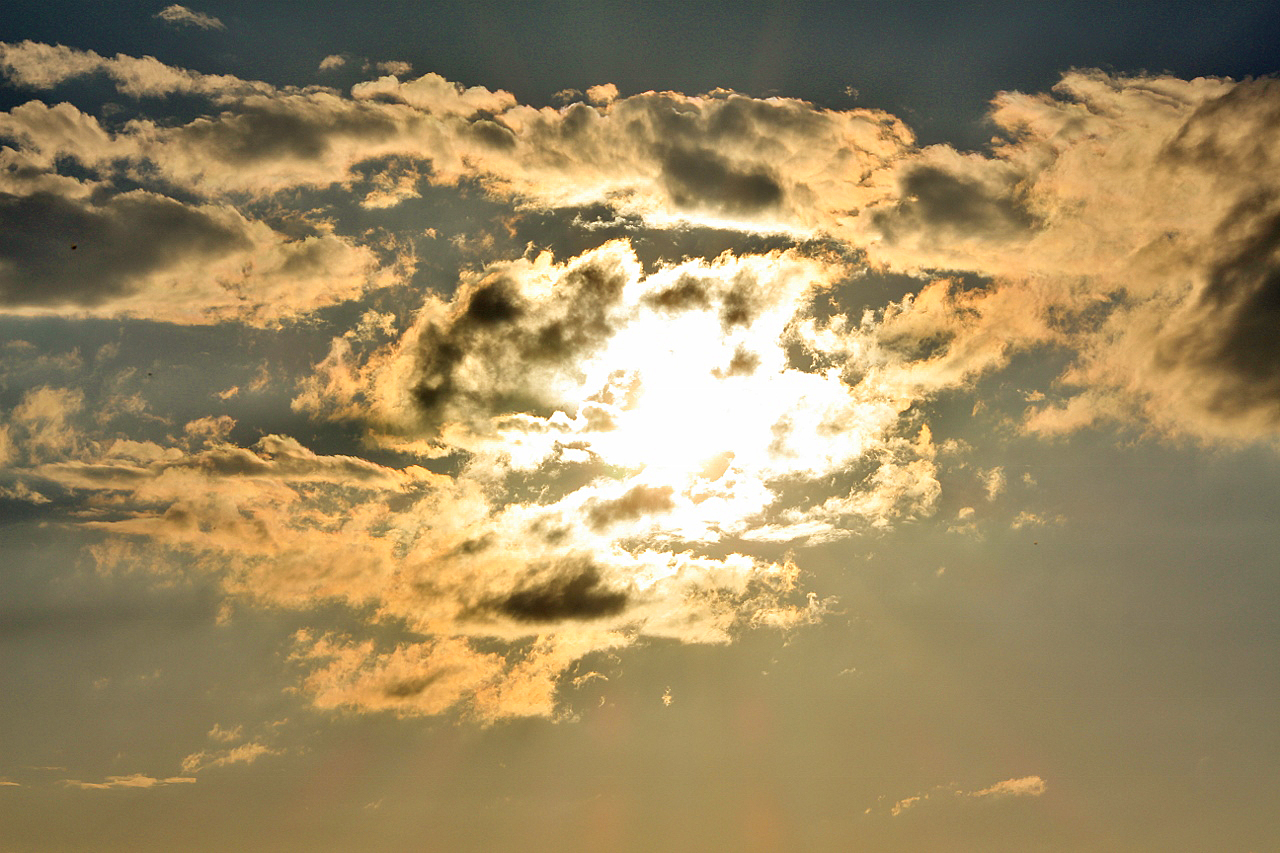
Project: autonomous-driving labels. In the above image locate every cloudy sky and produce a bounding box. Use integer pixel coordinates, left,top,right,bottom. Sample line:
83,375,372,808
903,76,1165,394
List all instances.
2,2,1279,851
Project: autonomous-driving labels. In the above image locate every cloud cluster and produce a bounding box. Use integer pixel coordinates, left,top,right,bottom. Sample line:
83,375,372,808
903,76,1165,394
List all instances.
5,41,1280,724
859,71,1280,442
5,44,1278,439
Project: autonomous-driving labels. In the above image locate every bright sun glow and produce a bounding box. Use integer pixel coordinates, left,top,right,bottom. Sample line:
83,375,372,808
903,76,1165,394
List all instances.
479,244,897,543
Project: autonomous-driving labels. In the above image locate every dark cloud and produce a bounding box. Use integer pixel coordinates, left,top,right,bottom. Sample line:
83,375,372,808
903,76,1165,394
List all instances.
587,483,675,530
1163,78,1280,175
659,146,783,214
1166,202,1280,420
174,96,403,166
872,165,1036,243
468,119,517,150
642,274,713,312
382,671,446,699
497,560,628,623
712,345,760,378
719,271,761,330
0,190,249,306
411,254,630,429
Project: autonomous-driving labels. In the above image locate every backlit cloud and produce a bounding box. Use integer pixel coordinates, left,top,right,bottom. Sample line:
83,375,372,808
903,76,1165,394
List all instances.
4,41,1280,727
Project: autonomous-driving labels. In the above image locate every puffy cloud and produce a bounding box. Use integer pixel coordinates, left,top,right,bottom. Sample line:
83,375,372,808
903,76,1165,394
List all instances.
373,60,412,76
0,41,264,97
585,83,619,106
6,42,1280,725
0,188,380,324
155,5,226,31
855,71,1280,442
351,71,517,117
9,386,84,462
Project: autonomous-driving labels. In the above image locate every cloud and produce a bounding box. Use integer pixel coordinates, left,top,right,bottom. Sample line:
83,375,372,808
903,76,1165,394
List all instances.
318,54,346,72
374,60,412,76
6,42,1280,726
496,559,629,622
0,189,380,324
62,774,197,790
890,794,922,816
181,742,279,774
970,775,1048,799
0,41,261,97
884,775,1046,816
155,5,226,30
854,71,1280,442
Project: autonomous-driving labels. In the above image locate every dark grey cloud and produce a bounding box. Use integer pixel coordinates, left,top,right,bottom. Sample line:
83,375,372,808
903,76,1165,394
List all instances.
1164,202,1280,422
1163,78,1280,176
712,345,760,378
411,254,631,429
0,190,249,306
586,483,675,530
174,96,403,166
719,271,762,330
641,274,713,312
467,118,517,150
872,165,1036,243
659,145,783,214
497,559,628,623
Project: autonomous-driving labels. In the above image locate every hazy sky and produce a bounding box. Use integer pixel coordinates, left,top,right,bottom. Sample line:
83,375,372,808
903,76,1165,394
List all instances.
2,3,1279,852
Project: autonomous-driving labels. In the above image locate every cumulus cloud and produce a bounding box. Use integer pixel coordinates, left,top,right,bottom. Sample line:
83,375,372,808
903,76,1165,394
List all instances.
0,41,262,97
0,188,381,324
856,71,1280,442
155,5,226,30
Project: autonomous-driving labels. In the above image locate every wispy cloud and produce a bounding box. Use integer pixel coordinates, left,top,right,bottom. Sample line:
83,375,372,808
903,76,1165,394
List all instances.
885,775,1047,816
181,742,279,774
155,5,226,31
62,774,197,790
970,775,1048,799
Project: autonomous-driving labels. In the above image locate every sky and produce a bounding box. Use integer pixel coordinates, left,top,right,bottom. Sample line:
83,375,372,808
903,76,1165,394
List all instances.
1,2,1279,851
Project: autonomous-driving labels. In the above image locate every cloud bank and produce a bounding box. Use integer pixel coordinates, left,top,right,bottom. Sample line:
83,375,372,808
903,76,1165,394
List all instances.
4,42,1280,721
